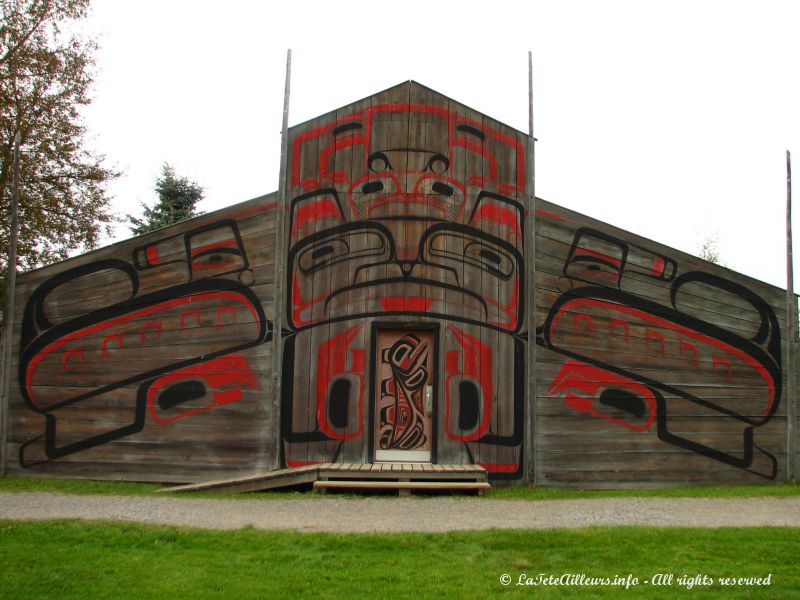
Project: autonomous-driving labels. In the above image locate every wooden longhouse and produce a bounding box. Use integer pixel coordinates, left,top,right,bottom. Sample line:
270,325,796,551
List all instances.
3,81,797,490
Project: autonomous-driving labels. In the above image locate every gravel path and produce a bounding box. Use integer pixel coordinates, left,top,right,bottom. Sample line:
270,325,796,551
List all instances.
1,493,798,532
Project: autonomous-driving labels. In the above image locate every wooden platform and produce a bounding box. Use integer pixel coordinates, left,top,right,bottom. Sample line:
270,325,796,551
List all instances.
159,463,489,496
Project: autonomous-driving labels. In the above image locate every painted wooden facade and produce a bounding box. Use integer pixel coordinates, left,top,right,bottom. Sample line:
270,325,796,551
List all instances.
8,196,278,482
4,81,797,486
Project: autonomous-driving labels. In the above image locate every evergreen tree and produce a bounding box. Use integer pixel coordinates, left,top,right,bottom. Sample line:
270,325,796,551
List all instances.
128,163,203,235
698,235,722,265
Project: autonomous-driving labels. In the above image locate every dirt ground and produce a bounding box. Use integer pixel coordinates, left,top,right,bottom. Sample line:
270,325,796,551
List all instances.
1,493,798,532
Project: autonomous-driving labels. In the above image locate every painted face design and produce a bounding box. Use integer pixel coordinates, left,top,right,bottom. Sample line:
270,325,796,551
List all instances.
287,104,525,334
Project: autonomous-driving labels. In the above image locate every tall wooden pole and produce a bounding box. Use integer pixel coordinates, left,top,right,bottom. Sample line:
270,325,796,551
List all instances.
1,131,21,476
787,150,797,483
525,51,538,484
270,49,291,469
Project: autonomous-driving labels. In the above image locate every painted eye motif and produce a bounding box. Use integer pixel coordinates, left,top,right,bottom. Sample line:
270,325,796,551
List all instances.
426,154,449,174
298,238,350,273
464,242,514,278
191,249,244,273
368,152,392,173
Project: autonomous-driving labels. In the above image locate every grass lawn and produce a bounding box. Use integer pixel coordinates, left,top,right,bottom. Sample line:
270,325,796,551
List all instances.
0,521,795,599
0,476,798,501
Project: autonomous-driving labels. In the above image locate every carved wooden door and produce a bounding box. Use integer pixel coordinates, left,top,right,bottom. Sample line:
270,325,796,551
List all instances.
374,329,434,462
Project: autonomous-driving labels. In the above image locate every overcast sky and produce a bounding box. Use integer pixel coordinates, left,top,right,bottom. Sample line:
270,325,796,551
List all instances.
80,0,800,289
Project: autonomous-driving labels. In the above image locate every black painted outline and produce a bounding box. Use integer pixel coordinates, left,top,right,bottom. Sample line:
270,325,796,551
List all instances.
368,321,440,464
286,220,525,334
542,285,781,426
186,219,250,280
18,277,271,466
541,281,782,478
19,278,271,413
20,259,140,347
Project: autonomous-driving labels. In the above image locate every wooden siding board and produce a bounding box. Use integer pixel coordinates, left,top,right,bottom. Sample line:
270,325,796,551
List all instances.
7,84,792,489
9,196,278,482
440,95,465,467
332,100,360,464
534,197,787,486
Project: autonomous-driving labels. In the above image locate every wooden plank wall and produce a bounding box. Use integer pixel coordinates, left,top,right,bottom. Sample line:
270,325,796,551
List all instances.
6,194,278,482
534,198,789,486
795,351,800,481
5,80,794,488
281,81,527,480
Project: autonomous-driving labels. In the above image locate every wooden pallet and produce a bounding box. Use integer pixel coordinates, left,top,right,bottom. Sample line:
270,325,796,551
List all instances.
314,463,488,496
159,462,488,495
312,480,491,496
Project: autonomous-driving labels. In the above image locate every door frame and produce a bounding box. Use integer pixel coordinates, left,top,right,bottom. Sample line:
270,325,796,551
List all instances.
368,322,440,464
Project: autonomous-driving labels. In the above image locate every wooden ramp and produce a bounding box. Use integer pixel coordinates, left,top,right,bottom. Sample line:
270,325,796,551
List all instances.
159,463,489,496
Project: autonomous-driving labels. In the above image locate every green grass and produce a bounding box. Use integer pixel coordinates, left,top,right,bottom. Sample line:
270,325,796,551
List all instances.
0,476,797,501
0,477,161,496
0,521,795,598
487,482,800,501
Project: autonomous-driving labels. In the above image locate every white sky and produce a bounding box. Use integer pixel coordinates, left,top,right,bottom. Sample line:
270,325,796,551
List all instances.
80,0,800,289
